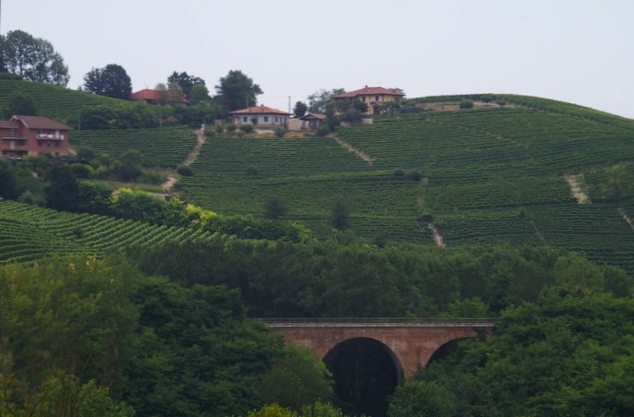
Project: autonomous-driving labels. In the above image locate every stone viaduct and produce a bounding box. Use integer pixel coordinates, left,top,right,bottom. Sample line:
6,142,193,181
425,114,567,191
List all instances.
265,318,496,381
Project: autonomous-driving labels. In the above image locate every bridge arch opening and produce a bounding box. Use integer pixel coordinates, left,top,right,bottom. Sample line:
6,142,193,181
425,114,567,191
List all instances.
322,337,400,417
425,337,468,367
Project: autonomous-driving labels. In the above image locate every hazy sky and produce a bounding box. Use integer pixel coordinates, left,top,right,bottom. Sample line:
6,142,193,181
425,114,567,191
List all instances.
3,1,634,118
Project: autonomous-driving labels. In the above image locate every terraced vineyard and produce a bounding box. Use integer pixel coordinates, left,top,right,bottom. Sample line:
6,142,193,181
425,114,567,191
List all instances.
178,96,634,271
178,136,429,241
0,199,212,264
70,127,198,167
0,79,119,122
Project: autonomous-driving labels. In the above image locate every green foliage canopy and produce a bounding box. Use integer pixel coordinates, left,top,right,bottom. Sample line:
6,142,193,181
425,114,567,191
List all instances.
0,30,70,86
83,64,133,100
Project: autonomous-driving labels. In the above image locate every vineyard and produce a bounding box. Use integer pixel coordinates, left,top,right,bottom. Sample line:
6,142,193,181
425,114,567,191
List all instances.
176,96,634,271
0,79,119,122
0,199,212,264
70,127,198,167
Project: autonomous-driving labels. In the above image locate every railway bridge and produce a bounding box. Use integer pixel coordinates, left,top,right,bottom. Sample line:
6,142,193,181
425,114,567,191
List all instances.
265,318,497,381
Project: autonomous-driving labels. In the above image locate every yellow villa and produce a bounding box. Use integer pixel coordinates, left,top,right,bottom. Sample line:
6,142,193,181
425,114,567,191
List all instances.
332,86,405,115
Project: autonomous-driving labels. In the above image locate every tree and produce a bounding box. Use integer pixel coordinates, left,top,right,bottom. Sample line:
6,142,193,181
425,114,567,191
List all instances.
1,30,70,86
266,196,287,219
388,381,455,417
83,64,132,100
330,198,350,231
307,89,345,114
45,165,79,211
189,83,211,104
3,91,37,118
257,344,334,411
215,70,263,112
294,101,308,118
0,161,19,200
168,71,205,99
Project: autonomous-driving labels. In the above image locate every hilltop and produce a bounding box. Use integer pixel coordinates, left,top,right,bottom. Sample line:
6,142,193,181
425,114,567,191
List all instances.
178,94,634,272
2,79,634,272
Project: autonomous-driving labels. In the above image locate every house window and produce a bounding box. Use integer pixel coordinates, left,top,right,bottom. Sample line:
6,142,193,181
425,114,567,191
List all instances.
55,141,59,148
243,116,248,122
362,96,366,102
375,96,379,101
10,128,15,137
275,117,278,123
38,141,42,147
264,116,269,123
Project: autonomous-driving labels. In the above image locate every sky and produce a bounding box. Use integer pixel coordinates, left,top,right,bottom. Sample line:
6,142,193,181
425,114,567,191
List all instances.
3,0,634,119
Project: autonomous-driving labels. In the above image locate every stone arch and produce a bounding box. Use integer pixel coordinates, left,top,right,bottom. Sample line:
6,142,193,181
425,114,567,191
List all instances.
423,335,472,367
322,336,405,383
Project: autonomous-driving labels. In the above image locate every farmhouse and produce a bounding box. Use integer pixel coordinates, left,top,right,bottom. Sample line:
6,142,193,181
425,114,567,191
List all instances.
332,86,405,115
130,89,189,105
299,113,326,130
229,105,291,126
0,115,71,158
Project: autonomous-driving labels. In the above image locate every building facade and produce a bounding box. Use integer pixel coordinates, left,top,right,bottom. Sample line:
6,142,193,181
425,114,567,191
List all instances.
332,86,405,115
229,105,291,126
0,115,71,158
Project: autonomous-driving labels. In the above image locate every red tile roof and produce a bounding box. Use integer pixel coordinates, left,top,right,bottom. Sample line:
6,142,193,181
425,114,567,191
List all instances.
11,115,71,130
299,113,327,121
130,89,189,104
229,105,292,116
0,120,20,129
332,86,405,99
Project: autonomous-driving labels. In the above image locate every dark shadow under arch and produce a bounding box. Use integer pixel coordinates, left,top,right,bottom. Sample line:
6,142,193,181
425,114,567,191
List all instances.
323,337,400,417
426,336,470,366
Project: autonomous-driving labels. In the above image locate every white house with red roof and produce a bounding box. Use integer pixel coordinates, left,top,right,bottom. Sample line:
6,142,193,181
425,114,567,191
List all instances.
229,105,291,126
332,86,405,115
0,115,71,158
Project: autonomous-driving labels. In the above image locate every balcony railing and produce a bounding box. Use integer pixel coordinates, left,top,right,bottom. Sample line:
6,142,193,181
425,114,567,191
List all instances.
36,133,64,140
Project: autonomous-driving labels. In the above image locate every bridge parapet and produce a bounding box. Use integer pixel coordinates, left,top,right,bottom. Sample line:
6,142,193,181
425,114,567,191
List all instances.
264,318,498,328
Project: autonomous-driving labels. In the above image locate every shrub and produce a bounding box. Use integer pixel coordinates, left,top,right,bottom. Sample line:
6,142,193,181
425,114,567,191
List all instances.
204,129,215,138
265,196,286,219
330,199,350,231
239,124,254,133
316,125,330,137
215,124,224,134
69,163,93,179
236,130,245,137
225,123,236,132
275,127,287,138
177,165,193,176
246,166,259,176
393,169,405,177
406,170,422,181
481,94,495,104
459,99,474,109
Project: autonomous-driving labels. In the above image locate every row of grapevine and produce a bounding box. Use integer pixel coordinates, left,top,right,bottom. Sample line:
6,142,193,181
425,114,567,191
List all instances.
0,199,212,264
70,127,197,167
0,79,118,122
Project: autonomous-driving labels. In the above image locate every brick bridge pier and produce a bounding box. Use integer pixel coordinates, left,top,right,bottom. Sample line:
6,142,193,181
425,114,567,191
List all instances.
265,318,496,381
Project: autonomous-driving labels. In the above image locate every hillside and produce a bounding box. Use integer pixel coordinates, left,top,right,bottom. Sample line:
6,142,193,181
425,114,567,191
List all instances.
70,127,198,167
0,79,122,123
0,199,213,264
178,96,634,272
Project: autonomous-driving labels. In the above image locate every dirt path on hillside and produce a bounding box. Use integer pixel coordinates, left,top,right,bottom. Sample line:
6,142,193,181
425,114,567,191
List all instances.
565,174,590,204
160,129,206,192
619,208,634,232
334,137,375,164
532,220,549,245
428,224,447,248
